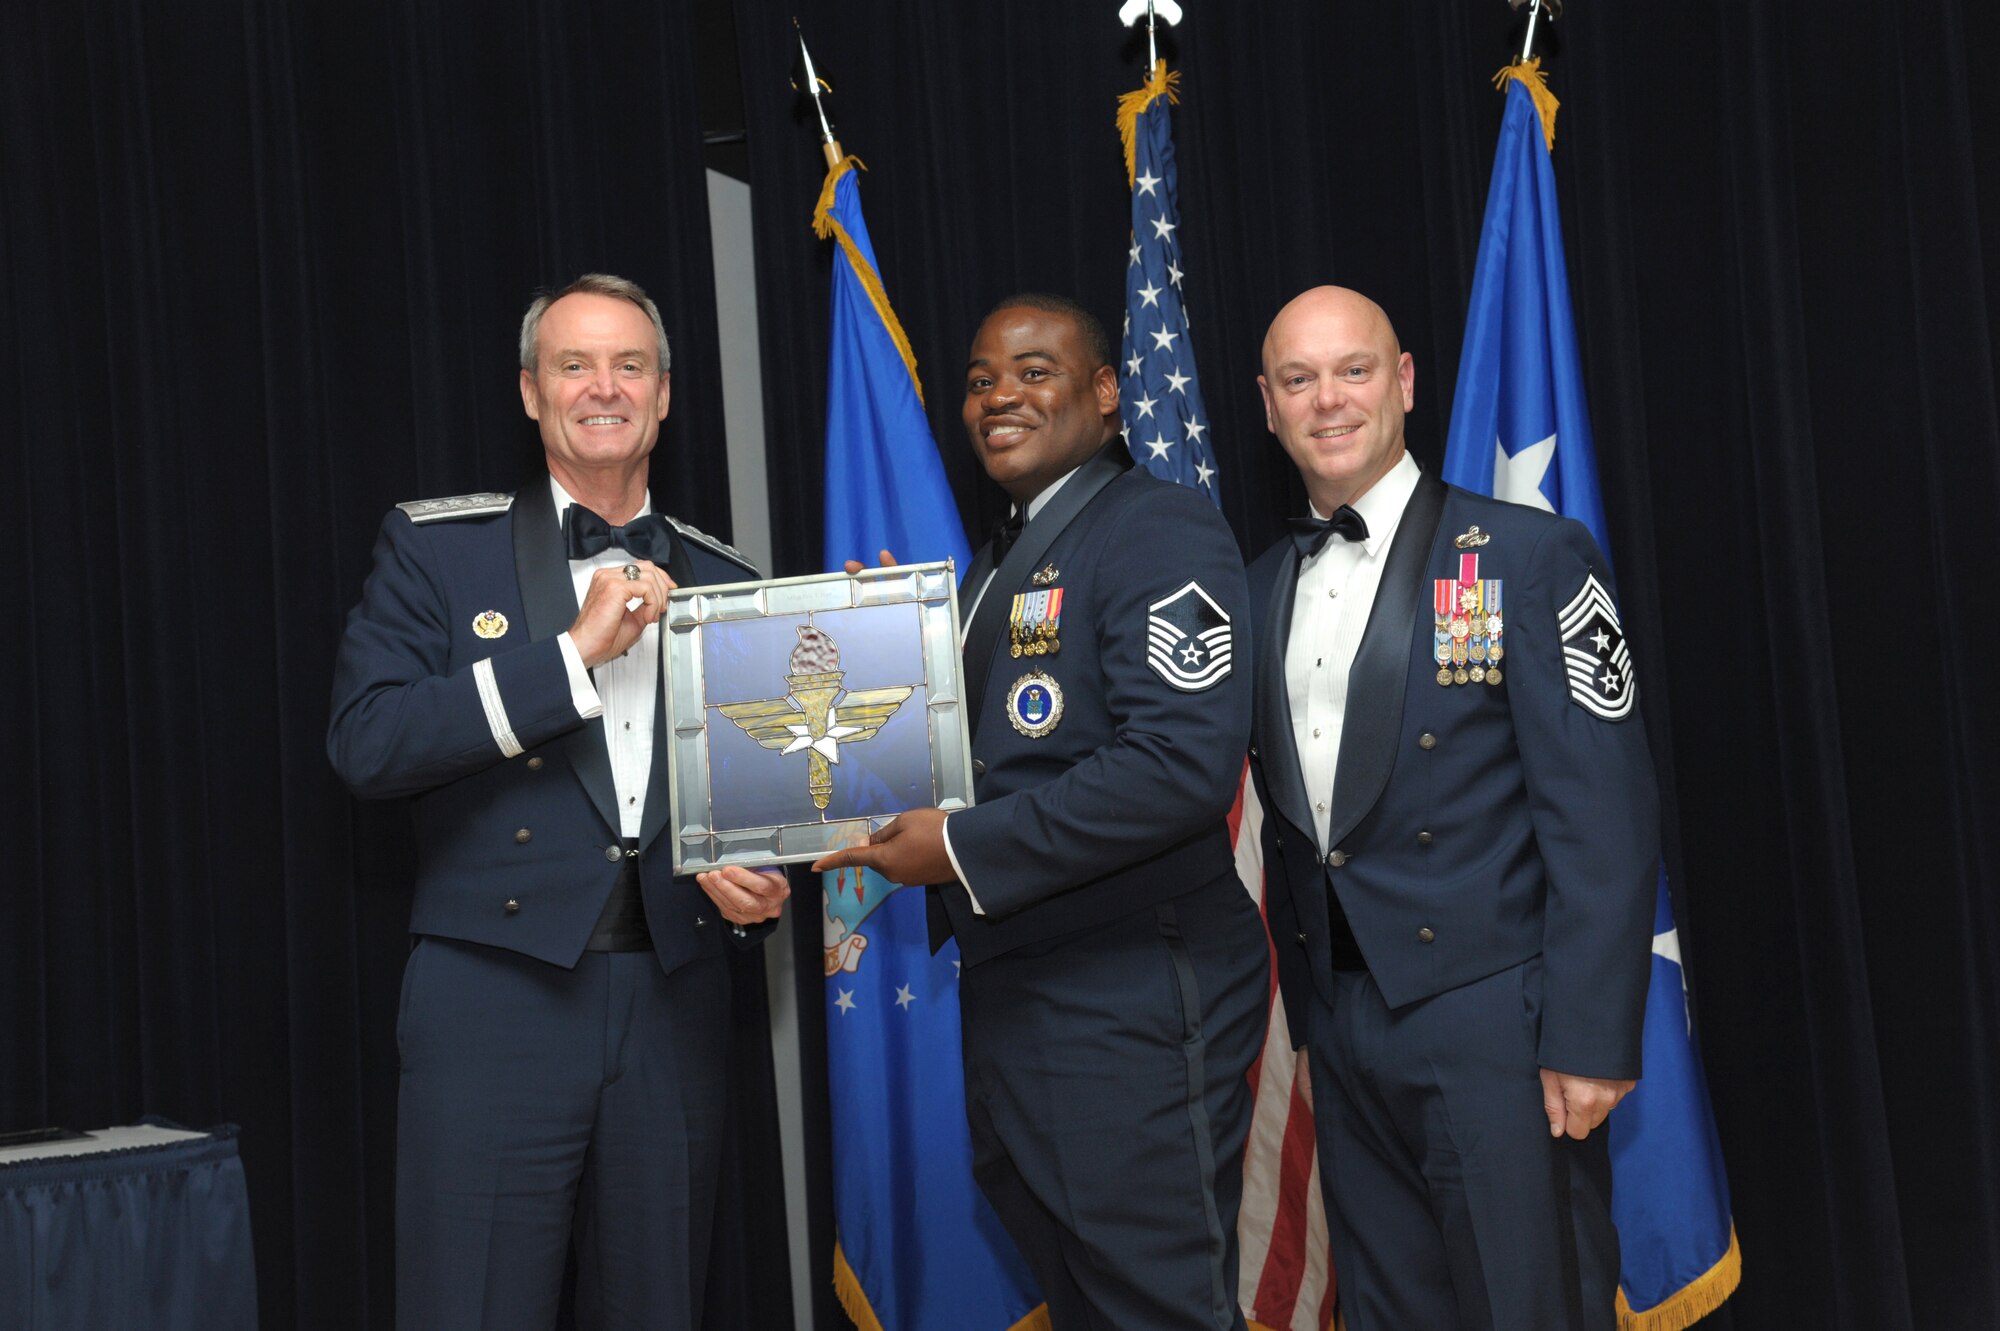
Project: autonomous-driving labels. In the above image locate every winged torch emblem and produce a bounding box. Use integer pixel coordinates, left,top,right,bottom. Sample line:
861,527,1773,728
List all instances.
715,621,915,811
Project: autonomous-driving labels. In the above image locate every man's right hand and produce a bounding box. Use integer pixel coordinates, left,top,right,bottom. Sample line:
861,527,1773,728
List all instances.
569,559,675,668
843,549,898,575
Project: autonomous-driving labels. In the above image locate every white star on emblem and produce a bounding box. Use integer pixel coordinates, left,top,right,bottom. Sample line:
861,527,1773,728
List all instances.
1133,394,1158,420
1150,214,1178,241
1164,367,1190,394
1137,282,1162,308
1126,352,1144,377
1145,434,1172,460
895,984,916,1010
1591,628,1612,654
1492,432,1557,512
1136,171,1161,197
1167,261,1184,287
1194,459,1215,486
1150,327,1179,353
834,989,856,1015
1184,417,1207,444
1599,668,1621,694
1179,642,1204,665
781,704,862,762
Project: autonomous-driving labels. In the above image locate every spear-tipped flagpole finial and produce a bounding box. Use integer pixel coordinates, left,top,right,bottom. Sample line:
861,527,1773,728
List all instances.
793,18,842,168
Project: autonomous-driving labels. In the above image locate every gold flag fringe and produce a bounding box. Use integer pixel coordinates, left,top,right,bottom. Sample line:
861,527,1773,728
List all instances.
1116,58,1180,187
1493,56,1560,152
1616,1224,1744,1331
833,1239,1051,1331
810,154,926,406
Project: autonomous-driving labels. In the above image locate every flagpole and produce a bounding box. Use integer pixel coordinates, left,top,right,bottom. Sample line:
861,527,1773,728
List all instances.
793,20,843,169
1519,0,1542,62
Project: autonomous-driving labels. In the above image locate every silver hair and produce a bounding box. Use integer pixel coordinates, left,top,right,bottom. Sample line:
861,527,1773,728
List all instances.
518,273,671,373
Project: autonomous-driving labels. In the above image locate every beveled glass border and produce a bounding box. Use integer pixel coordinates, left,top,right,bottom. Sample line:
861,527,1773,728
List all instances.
665,560,970,874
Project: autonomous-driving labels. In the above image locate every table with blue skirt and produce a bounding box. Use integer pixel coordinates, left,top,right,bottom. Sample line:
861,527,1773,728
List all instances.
0,1121,257,1330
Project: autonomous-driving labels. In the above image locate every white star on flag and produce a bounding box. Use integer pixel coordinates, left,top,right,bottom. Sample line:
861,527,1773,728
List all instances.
1135,171,1160,196
1146,435,1172,460
1133,394,1158,419
1149,327,1179,353
1164,367,1190,394
1137,282,1162,308
1492,432,1557,511
894,984,916,1010
1149,214,1177,240
834,989,855,1015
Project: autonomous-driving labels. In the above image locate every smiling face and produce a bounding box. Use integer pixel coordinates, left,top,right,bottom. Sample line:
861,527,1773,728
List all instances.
962,304,1119,507
518,291,671,491
1257,286,1415,513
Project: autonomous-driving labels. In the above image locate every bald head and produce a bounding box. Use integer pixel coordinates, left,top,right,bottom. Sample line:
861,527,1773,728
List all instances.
1257,285,1416,513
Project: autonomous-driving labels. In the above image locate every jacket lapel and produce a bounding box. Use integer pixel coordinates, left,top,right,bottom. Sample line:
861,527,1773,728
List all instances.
961,444,1130,730
1324,473,1447,848
512,475,621,838
1255,544,1318,846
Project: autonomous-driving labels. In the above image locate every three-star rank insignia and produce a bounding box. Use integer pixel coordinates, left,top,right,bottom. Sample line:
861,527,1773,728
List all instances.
1434,554,1503,687
1559,574,1637,719
1007,672,1064,737
1009,589,1063,658
1146,580,1232,692
472,610,510,639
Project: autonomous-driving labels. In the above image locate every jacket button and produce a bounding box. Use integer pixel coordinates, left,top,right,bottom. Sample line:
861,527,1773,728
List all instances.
1417,830,1433,846
694,916,708,927
1417,927,1435,943
605,846,622,862
527,756,544,771
1326,849,1348,868
1295,930,1308,946
971,759,987,775
1418,732,1437,751
1274,835,1284,851
504,899,520,914
1248,744,1258,758
514,828,532,844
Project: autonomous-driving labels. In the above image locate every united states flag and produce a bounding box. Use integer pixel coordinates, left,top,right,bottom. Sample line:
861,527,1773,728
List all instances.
1116,59,1334,1331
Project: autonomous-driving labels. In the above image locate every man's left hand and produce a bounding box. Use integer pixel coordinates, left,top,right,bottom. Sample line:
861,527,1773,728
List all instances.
694,866,790,927
811,808,954,886
1538,1067,1637,1141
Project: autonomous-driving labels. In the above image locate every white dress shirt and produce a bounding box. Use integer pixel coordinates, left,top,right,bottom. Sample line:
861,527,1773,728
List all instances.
944,465,1080,912
1286,452,1423,850
551,478,658,839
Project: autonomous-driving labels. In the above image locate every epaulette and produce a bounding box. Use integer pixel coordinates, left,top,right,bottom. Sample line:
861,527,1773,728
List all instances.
396,492,515,524
665,515,759,575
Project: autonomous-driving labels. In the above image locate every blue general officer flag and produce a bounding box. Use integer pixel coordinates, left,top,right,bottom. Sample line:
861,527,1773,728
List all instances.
1116,61,1219,503
812,154,1043,1331
1441,62,1741,1330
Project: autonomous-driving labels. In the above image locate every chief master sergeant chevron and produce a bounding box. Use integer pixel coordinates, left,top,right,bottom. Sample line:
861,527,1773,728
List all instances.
1246,285,1659,1331
817,294,1270,1331
328,273,789,1330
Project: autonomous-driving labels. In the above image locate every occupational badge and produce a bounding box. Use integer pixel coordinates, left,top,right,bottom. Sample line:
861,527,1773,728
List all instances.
1559,574,1636,719
1146,580,1231,691
1432,555,1503,687
1009,589,1063,658
1033,564,1060,586
1006,672,1064,737
1453,525,1492,549
472,610,509,639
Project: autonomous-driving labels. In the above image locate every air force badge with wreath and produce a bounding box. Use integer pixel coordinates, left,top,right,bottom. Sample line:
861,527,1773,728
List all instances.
1559,573,1637,719
1146,580,1232,692
1006,672,1063,737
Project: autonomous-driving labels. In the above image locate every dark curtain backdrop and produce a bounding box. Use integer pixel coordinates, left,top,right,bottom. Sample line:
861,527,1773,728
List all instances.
734,2,2000,1329
1,1,789,1328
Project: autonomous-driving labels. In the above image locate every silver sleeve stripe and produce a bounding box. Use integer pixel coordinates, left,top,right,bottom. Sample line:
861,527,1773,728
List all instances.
1558,576,1624,633
472,657,525,758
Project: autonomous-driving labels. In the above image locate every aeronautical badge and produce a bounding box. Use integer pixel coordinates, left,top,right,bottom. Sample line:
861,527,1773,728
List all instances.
472,610,509,639
1146,580,1232,692
1006,672,1063,737
1559,574,1636,719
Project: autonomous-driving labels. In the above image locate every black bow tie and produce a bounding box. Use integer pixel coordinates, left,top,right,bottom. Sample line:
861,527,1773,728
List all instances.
989,511,1027,566
563,504,676,565
1288,506,1369,561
